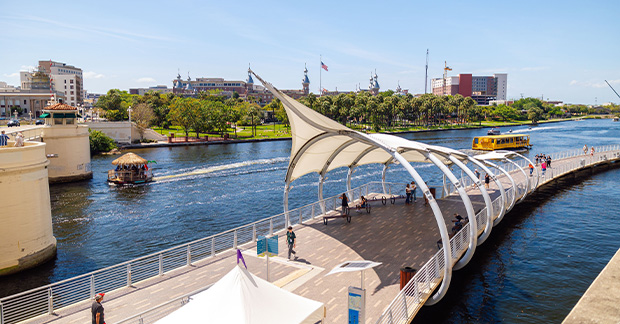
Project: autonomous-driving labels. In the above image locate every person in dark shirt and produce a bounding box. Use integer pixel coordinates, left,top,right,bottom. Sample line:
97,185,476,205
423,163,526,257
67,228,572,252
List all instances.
286,226,297,260
340,193,349,214
91,293,105,324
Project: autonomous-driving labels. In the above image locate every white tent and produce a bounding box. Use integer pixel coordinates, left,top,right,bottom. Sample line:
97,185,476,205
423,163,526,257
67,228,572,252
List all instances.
156,265,325,324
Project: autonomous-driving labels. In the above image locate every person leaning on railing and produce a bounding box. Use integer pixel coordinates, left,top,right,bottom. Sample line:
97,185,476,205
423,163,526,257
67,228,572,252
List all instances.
0,130,10,147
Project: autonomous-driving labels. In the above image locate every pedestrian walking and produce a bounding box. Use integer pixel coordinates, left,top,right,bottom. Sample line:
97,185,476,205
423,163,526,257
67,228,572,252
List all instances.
91,293,105,324
0,130,9,147
405,183,411,204
541,161,547,176
529,163,534,176
546,156,551,168
484,173,490,189
474,168,481,181
410,181,417,202
286,226,297,260
591,146,595,157
583,144,588,155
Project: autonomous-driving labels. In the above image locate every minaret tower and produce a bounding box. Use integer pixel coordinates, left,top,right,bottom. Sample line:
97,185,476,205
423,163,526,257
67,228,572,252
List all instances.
302,64,310,95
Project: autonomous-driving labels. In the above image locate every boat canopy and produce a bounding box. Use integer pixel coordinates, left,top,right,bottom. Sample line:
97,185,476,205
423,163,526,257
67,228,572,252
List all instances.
112,152,148,166
249,71,469,183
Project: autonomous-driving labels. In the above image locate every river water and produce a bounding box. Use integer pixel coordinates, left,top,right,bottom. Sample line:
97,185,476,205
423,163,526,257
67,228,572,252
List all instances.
2,119,619,323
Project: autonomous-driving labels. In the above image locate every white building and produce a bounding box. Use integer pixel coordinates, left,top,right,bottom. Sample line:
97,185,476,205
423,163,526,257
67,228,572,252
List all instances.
494,73,507,101
20,60,84,107
129,85,173,96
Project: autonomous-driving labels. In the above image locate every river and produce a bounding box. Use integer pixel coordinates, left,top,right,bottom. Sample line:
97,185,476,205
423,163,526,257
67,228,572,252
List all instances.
2,119,619,323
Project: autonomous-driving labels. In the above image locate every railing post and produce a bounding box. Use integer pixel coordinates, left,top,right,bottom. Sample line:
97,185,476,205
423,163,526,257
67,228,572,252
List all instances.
269,219,273,236
388,309,394,324
211,238,215,257
311,204,315,219
299,210,303,224
233,230,238,249
402,293,409,317
186,244,192,267
252,224,257,242
159,253,163,276
127,263,132,287
90,274,95,298
1,301,4,324
47,287,53,315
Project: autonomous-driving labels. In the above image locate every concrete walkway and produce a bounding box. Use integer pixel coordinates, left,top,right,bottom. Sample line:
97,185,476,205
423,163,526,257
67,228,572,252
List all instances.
563,247,620,324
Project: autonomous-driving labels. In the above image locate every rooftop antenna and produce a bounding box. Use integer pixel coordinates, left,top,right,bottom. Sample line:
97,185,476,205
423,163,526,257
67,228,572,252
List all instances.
424,49,429,94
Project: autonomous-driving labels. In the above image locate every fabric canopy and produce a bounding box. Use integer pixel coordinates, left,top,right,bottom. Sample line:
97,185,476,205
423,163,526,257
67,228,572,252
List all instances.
112,153,148,166
250,71,469,182
155,265,325,324
39,113,50,118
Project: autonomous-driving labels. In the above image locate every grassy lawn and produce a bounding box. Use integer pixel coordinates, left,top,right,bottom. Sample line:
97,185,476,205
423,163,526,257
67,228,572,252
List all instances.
152,124,292,139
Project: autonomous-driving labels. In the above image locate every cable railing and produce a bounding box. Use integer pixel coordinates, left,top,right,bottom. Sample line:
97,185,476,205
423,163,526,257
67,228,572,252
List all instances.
375,145,620,324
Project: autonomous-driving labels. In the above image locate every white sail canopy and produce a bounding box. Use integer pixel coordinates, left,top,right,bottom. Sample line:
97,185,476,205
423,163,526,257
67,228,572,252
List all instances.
250,71,468,182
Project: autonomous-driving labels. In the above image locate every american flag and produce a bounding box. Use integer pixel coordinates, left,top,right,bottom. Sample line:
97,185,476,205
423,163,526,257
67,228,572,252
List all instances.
322,88,328,94
321,61,328,71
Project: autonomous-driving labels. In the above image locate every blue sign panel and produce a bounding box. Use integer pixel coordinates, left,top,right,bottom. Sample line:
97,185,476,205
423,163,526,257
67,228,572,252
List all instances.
267,235,278,256
348,287,365,324
257,236,267,257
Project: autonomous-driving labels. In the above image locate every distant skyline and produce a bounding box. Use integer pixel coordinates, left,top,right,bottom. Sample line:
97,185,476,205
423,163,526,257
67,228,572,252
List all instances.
1,0,619,104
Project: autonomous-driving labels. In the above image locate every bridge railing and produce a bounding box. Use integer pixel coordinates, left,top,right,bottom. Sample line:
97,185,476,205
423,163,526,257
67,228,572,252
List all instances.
375,145,620,324
3,126,44,141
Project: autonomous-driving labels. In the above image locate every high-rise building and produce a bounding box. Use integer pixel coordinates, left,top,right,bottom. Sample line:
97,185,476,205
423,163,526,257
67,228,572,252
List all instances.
20,60,84,107
431,73,507,105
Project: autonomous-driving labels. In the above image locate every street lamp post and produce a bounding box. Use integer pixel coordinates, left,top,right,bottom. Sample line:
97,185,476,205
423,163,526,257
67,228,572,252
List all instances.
128,106,132,144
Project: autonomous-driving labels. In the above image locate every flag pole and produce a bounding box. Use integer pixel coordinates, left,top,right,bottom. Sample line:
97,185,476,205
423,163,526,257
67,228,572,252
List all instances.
319,54,322,97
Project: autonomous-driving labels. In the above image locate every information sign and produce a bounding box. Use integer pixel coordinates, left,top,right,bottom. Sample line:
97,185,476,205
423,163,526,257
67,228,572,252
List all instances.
348,286,365,324
257,235,278,257
257,236,267,257
267,235,278,256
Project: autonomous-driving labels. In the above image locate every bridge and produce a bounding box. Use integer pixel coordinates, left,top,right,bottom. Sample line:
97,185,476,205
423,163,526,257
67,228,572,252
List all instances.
3,125,44,141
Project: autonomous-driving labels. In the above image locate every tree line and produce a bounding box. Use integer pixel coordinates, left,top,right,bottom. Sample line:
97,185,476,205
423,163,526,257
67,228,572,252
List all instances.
94,89,619,139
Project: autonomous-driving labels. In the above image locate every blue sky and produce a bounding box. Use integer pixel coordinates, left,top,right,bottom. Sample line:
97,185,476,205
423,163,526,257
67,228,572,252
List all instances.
1,0,619,104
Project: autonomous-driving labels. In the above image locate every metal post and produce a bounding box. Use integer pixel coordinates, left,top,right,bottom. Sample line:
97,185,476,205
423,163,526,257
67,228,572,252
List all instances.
127,263,132,287
186,245,192,267
266,253,270,282
299,210,303,224
47,287,53,315
90,275,95,298
311,204,315,219
402,292,409,317
211,238,215,257
252,224,257,242
269,219,273,236
1,301,4,324
233,230,238,249
159,254,163,276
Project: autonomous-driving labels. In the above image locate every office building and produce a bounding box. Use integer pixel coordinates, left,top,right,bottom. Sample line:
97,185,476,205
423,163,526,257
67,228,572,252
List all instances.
432,73,507,105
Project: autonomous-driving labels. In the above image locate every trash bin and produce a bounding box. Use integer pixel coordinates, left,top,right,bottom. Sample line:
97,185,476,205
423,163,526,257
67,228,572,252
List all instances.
400,267,417,290
429,187,436,198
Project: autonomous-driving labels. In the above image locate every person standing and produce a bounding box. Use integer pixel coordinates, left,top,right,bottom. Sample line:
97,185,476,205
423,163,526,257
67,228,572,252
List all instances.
583,144,588,156
541,160,547,176
339,192,349,214
484,173,490,189
91,293,105,324
405,183,411,204
546,155,551,168
286,226,297,260
591,146,595,157
411,181,417,202
529,163,534,176
474,169,481,181
0,130,9,147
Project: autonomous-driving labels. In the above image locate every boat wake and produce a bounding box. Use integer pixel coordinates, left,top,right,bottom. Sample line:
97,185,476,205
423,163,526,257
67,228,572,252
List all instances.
153,157,289,182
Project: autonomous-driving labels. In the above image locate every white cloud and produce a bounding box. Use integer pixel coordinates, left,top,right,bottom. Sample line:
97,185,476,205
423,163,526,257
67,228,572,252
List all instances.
3,72,19,78
137,77,156,83
20,65,35,71
569,79,620,88
84,71,105,79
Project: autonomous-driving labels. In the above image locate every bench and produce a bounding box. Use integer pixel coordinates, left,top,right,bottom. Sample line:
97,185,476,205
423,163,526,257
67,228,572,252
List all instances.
323,207,352,225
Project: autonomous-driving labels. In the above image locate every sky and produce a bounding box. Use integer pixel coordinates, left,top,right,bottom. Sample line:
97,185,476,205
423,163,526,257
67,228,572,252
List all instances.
1,0,619,104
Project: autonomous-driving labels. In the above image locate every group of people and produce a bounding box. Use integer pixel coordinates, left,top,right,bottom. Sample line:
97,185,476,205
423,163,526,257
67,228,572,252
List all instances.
405,181,417,204
473,168,491,189
0,130,24,147
583,144,595,157
531,153,552,176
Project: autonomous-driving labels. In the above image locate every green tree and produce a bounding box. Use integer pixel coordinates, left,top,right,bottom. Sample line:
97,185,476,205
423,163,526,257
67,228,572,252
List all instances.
88,129,116,155
168,97,199,137
131,103,156,140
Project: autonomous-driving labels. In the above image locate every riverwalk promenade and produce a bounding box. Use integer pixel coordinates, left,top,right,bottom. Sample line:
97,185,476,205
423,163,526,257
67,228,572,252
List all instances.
3,146,619,324
563,247,620,324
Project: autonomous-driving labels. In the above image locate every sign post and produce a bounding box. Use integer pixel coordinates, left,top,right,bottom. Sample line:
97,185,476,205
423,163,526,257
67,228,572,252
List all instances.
257,235,278,282
348,286,365,324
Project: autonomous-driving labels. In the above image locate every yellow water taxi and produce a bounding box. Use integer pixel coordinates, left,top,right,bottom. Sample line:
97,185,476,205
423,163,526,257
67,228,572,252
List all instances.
472,134,532,151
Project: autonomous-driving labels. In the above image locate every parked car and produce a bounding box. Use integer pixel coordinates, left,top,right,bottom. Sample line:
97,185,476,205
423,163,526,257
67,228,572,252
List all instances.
7,119,20,127
35,119,44,125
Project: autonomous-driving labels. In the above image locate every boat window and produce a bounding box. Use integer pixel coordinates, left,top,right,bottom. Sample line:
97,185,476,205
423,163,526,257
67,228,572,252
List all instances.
474,138,479,144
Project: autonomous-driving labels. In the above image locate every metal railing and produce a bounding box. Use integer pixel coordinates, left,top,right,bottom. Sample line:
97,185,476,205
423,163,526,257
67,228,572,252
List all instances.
375,145,620,324
3,126,44,141
107,170,153,183
0,180,400,324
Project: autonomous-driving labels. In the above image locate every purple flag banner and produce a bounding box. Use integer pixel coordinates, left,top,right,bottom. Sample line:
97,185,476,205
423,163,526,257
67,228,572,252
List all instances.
237,249,247,269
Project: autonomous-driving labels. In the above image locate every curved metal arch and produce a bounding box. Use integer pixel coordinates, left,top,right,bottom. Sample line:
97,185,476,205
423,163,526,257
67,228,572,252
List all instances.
502,158,529,203
340,132,453,305
511,152,539,192
467,157,505,245
425,153,478,274
482,160,517,225
318,139,359,202
381,163,390,194
448,155,492,270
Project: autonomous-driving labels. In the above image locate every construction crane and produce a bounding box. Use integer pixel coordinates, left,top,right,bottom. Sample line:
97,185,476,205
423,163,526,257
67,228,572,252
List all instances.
605,80,620,100
443,61,452,96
